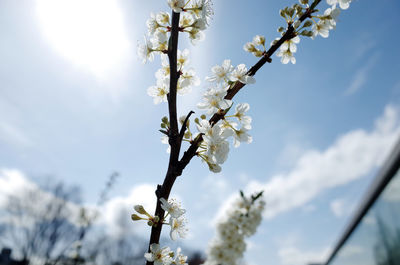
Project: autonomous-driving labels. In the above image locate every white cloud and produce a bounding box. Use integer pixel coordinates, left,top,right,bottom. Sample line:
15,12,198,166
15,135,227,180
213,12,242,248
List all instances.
330,198,355,218
98,183,157,238
345,53,379,95
243,105,400,219
0,168,82,227
278,246,331,265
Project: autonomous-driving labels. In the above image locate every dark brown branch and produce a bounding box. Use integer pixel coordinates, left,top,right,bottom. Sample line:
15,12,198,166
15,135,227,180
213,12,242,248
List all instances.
179,110,195,139
146,11,181,265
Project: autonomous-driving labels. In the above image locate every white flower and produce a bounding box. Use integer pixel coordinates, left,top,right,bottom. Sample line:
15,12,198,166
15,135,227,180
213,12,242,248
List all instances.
204,192,265,265
156,55,170,80
191,0,214,25
197,86,232,115
147,13,161,35
276,49,296,64
187,27,205,44
179,12,195,28
174,248,188,265
192,18,207,30
147,79,169,104
311,20,330,39
160,198,186,218
206,59,234,83
233,103,252,130
232,127,252,148
156,12,170,26
324,7,340,29
137,37,154,64
169,216,187,240
168,0,186,13
229,64,256,84
177,49,190,69
180,68,200,90
203,132,230,164
327,0,351,10
144,243,173,265
280,35,300,53
253,35,266,46
206,162,221,173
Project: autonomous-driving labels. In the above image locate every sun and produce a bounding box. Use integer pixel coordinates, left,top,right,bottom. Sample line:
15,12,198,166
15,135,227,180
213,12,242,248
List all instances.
36,0,130,78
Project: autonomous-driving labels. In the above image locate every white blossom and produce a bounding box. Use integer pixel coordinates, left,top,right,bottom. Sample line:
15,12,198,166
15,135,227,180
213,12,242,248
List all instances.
168,0,186,13
179,68,200,91
229,64,256,84
327,0,351,10
174,248,188,265
156,12,170,26
160,198,186,218
281,35,300,53
169,216,187,240
144,244,173,265
232,127,252,148
147,79,169,104
276,49,296,64
203,130,230,164
311,20,331,39
204,193,265,265
180,13,195,28
197,86,232,115
191,0,214,25
206,59,234,83
253,35,266,46
233,103,252,130
137,37,154,64
177,49,190,69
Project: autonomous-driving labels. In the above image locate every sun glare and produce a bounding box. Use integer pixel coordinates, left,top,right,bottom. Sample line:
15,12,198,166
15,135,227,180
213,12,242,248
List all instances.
36,0,130,78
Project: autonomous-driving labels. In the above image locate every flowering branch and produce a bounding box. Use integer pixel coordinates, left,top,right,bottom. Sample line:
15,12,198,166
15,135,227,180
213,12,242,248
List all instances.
179,0,322,174
146,10,183,265
134,0,352,263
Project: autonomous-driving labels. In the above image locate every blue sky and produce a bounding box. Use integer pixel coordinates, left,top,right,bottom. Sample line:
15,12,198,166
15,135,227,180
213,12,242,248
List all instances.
1,0,400,264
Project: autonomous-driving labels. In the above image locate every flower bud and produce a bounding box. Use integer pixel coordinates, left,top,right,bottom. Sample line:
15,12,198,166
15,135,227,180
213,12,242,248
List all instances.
131,214,142,221
134,205,147,215
303,20,313,28
147,220,154,226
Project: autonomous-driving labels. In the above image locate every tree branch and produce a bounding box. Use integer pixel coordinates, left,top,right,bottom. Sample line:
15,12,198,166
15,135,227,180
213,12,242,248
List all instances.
146,10,182,265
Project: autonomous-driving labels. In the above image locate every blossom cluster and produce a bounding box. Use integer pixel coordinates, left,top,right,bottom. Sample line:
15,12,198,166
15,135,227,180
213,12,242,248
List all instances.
132,198,189,264
148,49,200,104
243,0,352,64
131,198,188,242
145,244,188,265
138,0,213,64
192,60,255,172
203,191,265,265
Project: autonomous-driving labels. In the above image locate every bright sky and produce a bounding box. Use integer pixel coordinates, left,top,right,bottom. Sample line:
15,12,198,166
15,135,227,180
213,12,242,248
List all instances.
1,0,400,264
